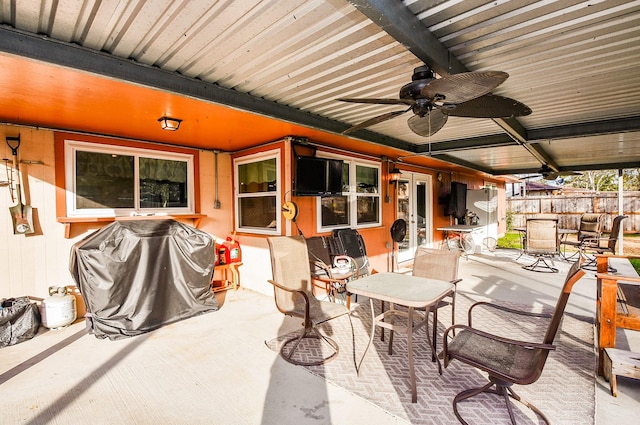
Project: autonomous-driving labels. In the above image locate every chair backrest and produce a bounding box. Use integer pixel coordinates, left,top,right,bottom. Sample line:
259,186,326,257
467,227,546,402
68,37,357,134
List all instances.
267,236,313,315
525,218,559,255
332,228,370,276
578,213,603,241
306,235,333,277
542,260,586,345
412,247,461,282
606,215,628,253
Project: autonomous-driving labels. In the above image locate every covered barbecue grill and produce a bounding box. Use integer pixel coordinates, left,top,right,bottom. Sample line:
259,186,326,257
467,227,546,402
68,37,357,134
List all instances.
70,219,219,340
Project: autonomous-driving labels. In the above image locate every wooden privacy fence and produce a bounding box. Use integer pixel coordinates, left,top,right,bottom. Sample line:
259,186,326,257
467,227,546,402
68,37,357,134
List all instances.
507,192,640,233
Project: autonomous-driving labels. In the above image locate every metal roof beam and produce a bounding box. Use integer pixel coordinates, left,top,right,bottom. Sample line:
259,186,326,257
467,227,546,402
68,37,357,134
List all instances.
430,154,496,175
347,0,466,76
501,160,640,176
414,134,517,154
528,116,640,140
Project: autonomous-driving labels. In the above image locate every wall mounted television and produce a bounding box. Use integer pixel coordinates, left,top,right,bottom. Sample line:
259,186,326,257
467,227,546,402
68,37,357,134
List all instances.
294,156,344,196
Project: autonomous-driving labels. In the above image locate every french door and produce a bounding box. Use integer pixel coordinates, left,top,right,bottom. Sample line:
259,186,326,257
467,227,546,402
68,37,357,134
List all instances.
396,172,432,264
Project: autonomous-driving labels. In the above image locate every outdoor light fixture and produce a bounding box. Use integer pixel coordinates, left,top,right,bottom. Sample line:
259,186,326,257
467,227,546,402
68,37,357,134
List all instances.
158,116,182,131
389,166,402,183
383,156,403,203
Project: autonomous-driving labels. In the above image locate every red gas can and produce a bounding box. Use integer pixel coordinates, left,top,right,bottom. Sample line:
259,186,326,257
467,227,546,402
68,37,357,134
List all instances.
222,237,241,264
215,236,241,265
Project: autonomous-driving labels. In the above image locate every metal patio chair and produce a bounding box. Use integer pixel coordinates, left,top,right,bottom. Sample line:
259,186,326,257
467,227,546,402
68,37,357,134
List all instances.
561,213,603,260
306,235,358,308
441,260,585,425
522,217,560,273
267,236,351,366
580,215,628,271
408,247,462,360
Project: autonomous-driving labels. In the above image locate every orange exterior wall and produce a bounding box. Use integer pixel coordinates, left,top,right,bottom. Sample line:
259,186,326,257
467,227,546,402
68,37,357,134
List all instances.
232,139,505,277
1,126,505,300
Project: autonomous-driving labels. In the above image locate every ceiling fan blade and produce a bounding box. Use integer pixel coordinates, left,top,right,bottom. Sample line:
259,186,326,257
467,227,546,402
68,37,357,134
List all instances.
519,174,542,180
337,97,414,105
407,109,448,137
421,71,508,104
544,171,582,180
342,108,410,134
444,94,532,118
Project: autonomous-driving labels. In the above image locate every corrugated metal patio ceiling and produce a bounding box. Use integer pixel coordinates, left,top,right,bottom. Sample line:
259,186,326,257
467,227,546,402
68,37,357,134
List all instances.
0,0,638,177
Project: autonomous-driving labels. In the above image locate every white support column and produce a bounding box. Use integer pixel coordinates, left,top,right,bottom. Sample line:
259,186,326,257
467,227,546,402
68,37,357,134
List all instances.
618,169,624,254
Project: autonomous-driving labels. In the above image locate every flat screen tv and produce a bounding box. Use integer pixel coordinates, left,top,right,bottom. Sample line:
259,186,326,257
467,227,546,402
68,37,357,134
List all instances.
294,156,344,196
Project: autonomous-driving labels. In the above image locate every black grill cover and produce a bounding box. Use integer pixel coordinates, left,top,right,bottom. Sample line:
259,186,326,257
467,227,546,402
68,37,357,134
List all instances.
70,219,219,340
0,297,40,347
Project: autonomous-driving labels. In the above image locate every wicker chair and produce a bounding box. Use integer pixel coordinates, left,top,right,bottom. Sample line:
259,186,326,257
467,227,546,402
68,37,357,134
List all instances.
442,260,585,425
267,236,351,366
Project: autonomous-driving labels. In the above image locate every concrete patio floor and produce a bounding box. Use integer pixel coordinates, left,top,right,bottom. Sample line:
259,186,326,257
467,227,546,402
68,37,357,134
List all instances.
1,249,638,424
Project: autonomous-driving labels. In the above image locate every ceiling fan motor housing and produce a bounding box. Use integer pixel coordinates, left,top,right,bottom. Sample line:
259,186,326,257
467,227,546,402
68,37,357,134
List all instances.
399,78,433,100
412,65,435,81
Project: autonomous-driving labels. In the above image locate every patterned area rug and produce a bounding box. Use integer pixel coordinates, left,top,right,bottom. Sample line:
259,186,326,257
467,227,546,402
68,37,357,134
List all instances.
265,293,596,425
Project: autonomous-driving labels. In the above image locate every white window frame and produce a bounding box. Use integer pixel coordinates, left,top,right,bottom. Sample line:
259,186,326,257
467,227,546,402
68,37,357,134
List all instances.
317,154,381,232
233,149,281,235
64,140,195,217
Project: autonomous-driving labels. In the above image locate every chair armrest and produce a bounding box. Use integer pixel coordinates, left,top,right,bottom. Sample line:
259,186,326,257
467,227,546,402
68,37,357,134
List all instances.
596,273,640,284
267,279,310,318
582,237,605,248
267,279,309,298
561,240,581,247
442,325,556,358
439,325,556,367
468,301,551,327
311,259,331,275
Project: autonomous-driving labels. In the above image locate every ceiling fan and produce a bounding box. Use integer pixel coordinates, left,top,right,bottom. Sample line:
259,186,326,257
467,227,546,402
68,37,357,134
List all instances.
522,164,582,181
338,65,532,137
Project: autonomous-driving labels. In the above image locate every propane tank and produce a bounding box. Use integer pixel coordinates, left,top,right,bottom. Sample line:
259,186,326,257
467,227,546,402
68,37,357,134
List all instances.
40,286,77,329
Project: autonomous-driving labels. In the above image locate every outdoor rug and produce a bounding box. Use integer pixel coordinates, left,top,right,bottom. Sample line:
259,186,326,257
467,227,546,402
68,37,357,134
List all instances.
265,292,596,425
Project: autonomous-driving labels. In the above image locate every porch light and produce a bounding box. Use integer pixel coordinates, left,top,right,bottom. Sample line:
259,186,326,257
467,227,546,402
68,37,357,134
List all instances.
158,116,182,131
389,166,402,183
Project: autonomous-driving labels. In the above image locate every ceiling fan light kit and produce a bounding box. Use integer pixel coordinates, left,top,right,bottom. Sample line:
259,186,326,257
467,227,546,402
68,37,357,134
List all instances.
339,65,532,137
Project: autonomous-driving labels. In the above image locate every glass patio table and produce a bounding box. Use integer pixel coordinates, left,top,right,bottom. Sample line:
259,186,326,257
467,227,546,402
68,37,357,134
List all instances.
347,272,454,403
